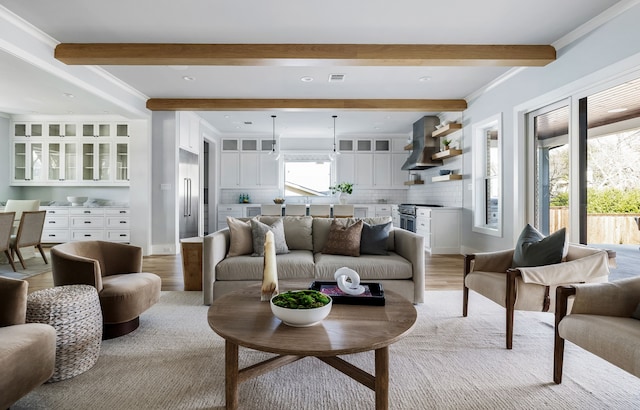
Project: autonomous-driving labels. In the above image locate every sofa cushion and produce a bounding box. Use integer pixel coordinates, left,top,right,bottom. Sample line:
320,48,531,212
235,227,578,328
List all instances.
512,224,566,268
360,221,391,255
312,218,337,253
251,218,289,256
314,251,413,280
217,250,315,280
259,216,313,251
322,219,364,256
226,217,254,257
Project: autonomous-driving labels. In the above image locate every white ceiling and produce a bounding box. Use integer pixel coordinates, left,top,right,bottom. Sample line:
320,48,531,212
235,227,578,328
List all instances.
0,0,624,137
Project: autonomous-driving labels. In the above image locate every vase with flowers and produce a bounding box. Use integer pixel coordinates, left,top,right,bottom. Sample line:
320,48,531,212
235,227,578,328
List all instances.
329,182,353,204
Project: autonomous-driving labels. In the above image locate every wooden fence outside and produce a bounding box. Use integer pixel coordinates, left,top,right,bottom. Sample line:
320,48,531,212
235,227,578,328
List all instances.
550,207,640,244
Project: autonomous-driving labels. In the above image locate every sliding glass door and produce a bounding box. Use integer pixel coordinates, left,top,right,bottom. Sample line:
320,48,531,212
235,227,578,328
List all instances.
527,101,571,236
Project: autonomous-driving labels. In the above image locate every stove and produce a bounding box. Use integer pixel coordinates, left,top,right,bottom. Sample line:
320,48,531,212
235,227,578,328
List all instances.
398,204,442,232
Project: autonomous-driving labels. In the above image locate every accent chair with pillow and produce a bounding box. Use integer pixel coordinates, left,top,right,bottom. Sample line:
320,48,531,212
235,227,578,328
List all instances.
203,216,424,305
50,240,161,339
463,224,613,349
554,276,640,383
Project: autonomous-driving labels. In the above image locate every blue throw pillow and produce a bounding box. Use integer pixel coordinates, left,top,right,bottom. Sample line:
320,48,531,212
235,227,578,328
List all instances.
512,224,566,268
360,221,391,255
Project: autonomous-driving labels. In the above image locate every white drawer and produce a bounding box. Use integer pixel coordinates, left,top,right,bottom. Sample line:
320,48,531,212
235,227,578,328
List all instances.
416,208,431,218
71,230,104,241
42,230,69,243
106,230,130,242
44,216,69,228
69,208,105,216
70,217,104,228
45,209,69,216
416,219,431,231
106,217,130,227
105,208,130,215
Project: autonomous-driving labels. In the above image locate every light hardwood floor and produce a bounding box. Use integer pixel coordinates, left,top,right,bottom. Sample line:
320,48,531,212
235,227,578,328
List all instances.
26,252,464,293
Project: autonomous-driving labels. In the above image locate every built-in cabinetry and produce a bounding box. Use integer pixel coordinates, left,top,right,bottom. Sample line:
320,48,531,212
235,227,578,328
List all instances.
178,112,201,154
335,138,408,189
41,207,130,244
216,204,262,230
415,207,460,254
10,120,130,186
391,205,400,228
220,138,278,189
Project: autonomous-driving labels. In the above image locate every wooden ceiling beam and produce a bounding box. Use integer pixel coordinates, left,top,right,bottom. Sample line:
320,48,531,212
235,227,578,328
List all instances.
56,44,555,66
145,98,468,112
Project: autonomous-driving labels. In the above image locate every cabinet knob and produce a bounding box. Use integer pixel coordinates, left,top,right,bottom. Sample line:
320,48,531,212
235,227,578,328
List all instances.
84,234,91,237
120,221,126,224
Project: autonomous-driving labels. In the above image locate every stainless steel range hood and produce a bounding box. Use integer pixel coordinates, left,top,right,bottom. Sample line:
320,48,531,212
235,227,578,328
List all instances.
401,116,443,170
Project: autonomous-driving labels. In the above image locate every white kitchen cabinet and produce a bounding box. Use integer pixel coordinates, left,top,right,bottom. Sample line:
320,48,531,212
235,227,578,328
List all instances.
47,142,77,182
179,112,200,154
217,205,243,230
221,138,278,188
375,205,392,217
12,141,45,183
41,207,130,243
81,142,112,182
336,152,355,184
373,154,391,187
416,207,461,254
354,155,373,187
391,205,400,228
11,120,131,186
82,122,111,138
13,122,44,138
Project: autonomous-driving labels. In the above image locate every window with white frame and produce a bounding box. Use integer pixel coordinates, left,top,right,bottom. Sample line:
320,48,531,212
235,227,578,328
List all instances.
472,113,502,236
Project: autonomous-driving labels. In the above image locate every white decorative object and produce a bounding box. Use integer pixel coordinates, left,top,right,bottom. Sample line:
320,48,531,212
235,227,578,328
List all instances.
261,230,279,301
334,267,365,295
67,196,88,206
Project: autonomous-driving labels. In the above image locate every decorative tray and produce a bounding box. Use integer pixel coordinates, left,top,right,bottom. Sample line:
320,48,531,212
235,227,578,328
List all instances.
308,281,385,306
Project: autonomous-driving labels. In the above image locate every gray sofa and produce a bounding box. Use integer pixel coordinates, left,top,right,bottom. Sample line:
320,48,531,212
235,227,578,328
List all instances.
203,216,425,305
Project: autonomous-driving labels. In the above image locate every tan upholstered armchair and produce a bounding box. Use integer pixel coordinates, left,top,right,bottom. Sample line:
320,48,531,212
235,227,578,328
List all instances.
554,276,640,383
50,241,162,339
463,244,612,349
0,277,56,409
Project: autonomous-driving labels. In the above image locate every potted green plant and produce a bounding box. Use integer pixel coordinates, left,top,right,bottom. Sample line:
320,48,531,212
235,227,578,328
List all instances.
329,182,353,204
442,138,453,150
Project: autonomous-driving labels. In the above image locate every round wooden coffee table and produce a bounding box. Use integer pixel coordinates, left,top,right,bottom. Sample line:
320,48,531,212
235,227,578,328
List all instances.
208,283,417,410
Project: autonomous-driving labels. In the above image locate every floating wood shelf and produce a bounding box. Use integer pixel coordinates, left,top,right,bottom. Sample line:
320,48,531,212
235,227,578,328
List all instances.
432,123,462,138
404,180,425,185
431,149,462,160
404,143,413,151
432,174,462,182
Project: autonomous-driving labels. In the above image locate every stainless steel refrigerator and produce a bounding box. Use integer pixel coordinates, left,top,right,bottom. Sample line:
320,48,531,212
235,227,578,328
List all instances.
179,149,199,239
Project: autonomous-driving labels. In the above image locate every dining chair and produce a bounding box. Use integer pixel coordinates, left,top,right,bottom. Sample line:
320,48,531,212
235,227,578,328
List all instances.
10,211,48,269
309,204,331,218
284,204,307,216
0,212,17,272
4,200,40,234
260,204,283,216
333,204,355,218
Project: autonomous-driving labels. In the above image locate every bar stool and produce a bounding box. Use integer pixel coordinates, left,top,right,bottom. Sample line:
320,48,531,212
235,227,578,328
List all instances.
333,204,354,218
309,204,331,218
284,204,307,216
260,204,283,216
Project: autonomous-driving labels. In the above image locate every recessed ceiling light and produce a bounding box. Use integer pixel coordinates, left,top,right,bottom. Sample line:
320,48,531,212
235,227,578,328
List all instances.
224,115,231,119
182,76,195,81
608,107,628,113
300,76,314,82
419,76,432,82
63,93,74,98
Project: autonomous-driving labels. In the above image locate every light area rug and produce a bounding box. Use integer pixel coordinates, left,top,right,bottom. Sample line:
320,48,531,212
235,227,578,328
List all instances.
15,291,640,410
0,249,50,280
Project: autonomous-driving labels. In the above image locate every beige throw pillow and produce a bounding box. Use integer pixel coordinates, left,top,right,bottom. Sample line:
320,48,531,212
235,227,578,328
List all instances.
226,217,253,257
322,219,364,257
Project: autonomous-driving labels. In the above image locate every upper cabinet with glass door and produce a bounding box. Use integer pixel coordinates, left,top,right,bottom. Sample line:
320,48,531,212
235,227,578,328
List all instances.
10,120,130,186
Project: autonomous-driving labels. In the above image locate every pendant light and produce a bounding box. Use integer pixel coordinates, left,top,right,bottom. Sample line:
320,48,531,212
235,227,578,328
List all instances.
331,115,339,160
269,115,280,160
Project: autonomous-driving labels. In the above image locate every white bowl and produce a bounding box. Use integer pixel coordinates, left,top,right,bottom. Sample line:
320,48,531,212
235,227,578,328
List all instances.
67,196,88,206
270,291,332,327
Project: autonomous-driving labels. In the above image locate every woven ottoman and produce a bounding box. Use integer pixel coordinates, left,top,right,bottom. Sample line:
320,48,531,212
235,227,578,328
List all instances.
26,285,103,382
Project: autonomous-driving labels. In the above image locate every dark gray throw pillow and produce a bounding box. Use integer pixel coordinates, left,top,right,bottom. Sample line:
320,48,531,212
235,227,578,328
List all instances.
250,218,289,256
512,224,566,268
360,221,391,255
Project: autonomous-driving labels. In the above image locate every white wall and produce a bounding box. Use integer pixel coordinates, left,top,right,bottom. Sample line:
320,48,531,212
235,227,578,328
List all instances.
461,3,640,253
